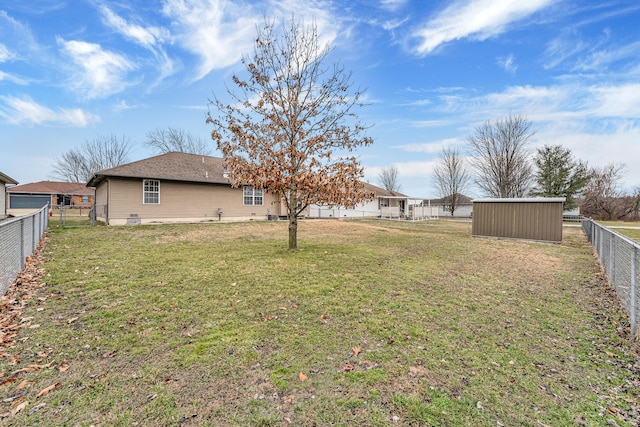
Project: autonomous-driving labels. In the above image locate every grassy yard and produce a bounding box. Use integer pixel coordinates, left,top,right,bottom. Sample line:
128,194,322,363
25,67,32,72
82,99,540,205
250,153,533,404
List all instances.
596,221,640,243
1,219,639,426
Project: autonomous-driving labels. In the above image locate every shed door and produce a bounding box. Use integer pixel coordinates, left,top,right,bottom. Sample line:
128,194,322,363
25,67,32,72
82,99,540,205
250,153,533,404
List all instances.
9,194,51,209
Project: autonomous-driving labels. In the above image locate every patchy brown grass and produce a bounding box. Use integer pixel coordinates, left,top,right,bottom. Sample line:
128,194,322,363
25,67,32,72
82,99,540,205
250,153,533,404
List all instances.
1,220,638,426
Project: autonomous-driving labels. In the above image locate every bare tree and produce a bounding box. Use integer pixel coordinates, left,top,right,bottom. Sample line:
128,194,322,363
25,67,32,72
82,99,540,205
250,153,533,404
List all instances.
207,17,373,250
580,163,640,220
145,127,211,155
51,134,133,183
432,147,470,216
467,114,534,198
378,165,401,192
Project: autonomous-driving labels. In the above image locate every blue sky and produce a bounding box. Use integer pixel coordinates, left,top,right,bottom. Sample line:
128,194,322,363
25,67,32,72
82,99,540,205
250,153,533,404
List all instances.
1,0,639,198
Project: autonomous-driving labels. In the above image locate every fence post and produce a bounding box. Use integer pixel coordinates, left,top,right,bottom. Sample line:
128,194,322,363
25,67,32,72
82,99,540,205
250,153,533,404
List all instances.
32,214,36,251
631,246,638,335
610,234,616,284
19,218,25,270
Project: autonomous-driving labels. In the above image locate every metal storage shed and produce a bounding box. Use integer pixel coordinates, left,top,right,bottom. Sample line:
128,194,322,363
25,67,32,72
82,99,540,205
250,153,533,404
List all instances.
472,197,566,243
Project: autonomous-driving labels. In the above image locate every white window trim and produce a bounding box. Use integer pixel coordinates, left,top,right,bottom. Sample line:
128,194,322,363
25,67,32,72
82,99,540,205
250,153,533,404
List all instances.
143,179,160,204
243,185,264,206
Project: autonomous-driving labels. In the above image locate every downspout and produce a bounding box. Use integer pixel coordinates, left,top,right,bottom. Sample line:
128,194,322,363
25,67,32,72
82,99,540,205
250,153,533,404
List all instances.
106,179,110,225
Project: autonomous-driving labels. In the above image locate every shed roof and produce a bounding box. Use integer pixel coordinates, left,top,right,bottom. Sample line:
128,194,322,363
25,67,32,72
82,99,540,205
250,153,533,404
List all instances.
472,197,566,203
0,171,18,185
8,181,95,195
87,152,230,187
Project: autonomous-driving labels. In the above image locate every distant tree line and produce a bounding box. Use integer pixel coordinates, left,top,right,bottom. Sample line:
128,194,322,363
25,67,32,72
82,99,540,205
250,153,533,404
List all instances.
430,113,640,221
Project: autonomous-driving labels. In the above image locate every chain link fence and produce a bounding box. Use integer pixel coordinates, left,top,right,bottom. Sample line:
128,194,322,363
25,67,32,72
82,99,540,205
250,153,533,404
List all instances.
0,205,49,295
582,219,639,336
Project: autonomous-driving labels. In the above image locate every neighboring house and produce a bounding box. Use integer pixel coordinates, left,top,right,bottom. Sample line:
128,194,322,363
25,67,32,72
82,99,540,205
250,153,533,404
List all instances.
7,181,95,212
86,152,282,225
425,193,474,217
308,183,439,220
0,171,18,220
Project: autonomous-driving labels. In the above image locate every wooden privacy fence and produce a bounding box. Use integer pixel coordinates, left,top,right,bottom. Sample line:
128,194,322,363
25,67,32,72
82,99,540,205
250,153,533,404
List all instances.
0,205,49,295
582,219,639,337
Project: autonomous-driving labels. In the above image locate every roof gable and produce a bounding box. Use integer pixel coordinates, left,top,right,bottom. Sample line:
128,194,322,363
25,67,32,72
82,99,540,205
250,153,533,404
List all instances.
87,152,230,187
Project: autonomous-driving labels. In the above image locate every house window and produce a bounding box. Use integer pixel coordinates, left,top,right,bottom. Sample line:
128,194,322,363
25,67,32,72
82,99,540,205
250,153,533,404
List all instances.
143,180,160,204
82,195,89,204
243,186,263,206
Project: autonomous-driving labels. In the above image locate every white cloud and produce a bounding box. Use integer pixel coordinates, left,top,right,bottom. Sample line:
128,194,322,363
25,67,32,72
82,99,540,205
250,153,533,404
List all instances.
269,0,341,50
0,43,15,62
0,95,100,126
0,70,28,85
99,5,170,48
98,5,175,87
497,53,517,74
57,37,136,99
379,0,408,12
162,0,259,81
573,40,640,73
161,0,343,81
543,30,589,70
411,0,555,55
589,83,640,118
394,137,466,153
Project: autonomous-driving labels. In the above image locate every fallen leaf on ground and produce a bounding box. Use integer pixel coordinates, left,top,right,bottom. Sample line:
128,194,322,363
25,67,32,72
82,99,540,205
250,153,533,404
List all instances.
36,383,61,398
343,361,357,372
10,400,28,415
58,361,69,372
15,380,33,390
353,347,361,357
298,372,308,382
102,350,117,358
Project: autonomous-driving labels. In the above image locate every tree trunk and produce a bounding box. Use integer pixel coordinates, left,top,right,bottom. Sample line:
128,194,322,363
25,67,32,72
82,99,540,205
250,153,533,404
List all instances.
288,187,298,250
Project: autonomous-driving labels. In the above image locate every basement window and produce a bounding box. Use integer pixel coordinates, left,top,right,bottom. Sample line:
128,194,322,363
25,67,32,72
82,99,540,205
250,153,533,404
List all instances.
143,179,160,204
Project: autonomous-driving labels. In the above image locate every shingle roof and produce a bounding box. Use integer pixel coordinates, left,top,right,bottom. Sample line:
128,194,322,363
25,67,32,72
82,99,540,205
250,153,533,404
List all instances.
429,193,473,204
86,152,231,187
8,181,95,195
362,182,408,198
87,153,404,199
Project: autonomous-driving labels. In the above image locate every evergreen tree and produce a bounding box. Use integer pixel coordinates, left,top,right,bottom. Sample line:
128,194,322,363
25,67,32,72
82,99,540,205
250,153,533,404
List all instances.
531,145,590,210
